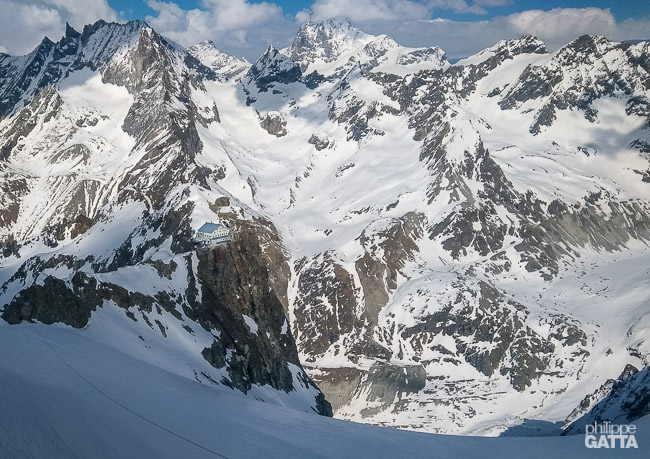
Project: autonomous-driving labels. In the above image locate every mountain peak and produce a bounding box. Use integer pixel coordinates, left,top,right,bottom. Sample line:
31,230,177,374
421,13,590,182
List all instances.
286,19,373,71
550,34,631,70
456,34,546,67
64,22,80,40
563,34,627,56
188,40,250,80
247,44,301,90
265,43,279,55
491,34,547,58
301,18,356,34
40,36,55,47
188,39,235,59
78,19,148,44
195,39,217,49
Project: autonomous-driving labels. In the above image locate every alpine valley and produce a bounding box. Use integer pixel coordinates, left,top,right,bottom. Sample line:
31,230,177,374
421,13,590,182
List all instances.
1,17,650,446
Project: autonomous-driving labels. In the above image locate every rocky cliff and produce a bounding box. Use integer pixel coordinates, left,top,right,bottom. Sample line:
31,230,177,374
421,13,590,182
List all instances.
1,19,650,434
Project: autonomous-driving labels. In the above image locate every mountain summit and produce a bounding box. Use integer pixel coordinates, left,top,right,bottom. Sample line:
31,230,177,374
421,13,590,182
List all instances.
286,19,373,70
1,19,650,436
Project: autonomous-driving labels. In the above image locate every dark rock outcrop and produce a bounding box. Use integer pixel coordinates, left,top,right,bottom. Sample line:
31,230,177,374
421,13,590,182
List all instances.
564,365,650,434
245,45,302,92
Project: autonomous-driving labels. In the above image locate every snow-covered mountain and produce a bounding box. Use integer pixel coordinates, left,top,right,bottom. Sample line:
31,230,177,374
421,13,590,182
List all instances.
1,18,650,439
187,40,250,82
284,19,448,78
0,20,330,418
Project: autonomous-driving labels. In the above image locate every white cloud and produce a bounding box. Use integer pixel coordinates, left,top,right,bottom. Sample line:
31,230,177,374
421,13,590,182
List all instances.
507,7,618,49
42,0,117,29
304,0,430,22
428,0,512,15
428,0,487,15
473,0,512,6
342,7,650,61
0,0,117,55
615,17,650,42
302,0,512,20
0,1,648,66
145,0,290,59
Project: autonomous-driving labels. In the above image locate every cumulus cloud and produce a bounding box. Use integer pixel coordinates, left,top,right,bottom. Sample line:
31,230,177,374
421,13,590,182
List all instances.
43,0,117,28
145,0,292,59
293,2,647,62
1,0,648,65
300,0,512,20
0,0,116,55
343,7,650,61
300,0,430,22
428,0,488,15
425,0,512,15
507,7,618,48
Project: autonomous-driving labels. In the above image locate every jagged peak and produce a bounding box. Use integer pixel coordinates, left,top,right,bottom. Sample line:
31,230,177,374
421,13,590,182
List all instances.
551,34,631,68
79,19,147,39
256,44,299,67
79,20,166,57
40,36,55,47
246,44,301,90
286,19,374,68
299,18,358,35
20,36,56,60
264,44,279,56
456,34,546,67
64,22,80,40
188,40,249,63
251,44,299,73
492,34,547,56
191,39,217,50
561,34,627,55
11,20,143,59
294,18,370,46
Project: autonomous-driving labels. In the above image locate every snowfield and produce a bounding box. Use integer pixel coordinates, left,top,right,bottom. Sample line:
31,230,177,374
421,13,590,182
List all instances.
0,324,647,459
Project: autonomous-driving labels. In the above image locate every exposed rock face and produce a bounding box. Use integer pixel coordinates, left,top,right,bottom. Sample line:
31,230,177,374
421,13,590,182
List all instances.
0,20,331,417
104,26,214,207
2,273,98,327
245,45,302,91
499,35,650,134
402,279,558,391
0,210,331,416
187,40,250,81
0,21,150,118
194,222,301,393
308,134,330,151
286,20,372,72
564,365,650,434
260,112,288,137
293,252,368,363
2,18,650,435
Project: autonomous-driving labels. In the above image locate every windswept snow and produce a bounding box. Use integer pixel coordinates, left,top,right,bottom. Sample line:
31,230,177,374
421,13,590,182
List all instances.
0,325,647,459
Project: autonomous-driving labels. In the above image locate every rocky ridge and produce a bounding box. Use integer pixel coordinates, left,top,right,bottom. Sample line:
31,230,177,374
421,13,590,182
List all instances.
1,19,649,434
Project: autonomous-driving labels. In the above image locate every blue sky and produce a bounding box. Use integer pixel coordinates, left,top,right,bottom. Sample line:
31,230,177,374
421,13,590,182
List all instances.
1,1,649,60
109,0,648,22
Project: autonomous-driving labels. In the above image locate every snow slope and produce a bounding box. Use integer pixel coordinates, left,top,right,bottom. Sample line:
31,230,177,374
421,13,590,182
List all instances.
1,324,647,459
